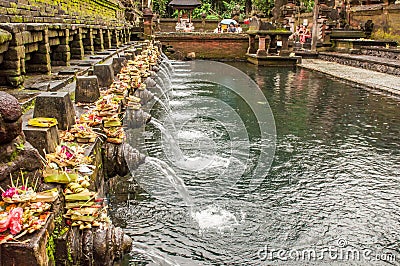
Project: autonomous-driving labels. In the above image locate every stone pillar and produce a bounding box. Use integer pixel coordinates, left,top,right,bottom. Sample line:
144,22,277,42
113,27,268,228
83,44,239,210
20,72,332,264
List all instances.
27,28,51,74
143,8,154,36
279,34,290,56
111,29,120,48
256,35,269,56
269,34,277,54
104,29,112,49
70,27,84,60
33,92,76,130
52,28,70,66
120,28,125,45
247,34,257,54
126,28,131,42
93,28,104,52
1,26,25,87
83,27,94,55
94,63,114,87
75,76,100,103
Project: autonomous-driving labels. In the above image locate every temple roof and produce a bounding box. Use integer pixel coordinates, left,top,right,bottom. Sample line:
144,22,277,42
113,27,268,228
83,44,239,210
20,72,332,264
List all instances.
168,0,201,10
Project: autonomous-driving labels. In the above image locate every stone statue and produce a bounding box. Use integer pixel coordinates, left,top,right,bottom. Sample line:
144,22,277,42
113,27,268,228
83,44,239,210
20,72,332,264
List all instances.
0,92,42,188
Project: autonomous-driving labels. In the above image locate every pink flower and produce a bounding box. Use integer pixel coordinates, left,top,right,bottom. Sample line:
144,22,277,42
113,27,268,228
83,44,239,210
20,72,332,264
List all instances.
2,187,18,199
9,207,23,235
0,215,10,233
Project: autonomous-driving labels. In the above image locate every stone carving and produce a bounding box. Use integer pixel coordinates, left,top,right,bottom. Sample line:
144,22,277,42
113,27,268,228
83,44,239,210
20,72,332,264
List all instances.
0,92,42,186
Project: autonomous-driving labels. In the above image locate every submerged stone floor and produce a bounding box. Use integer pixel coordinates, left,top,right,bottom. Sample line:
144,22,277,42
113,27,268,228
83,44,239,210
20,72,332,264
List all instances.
299,58,400,96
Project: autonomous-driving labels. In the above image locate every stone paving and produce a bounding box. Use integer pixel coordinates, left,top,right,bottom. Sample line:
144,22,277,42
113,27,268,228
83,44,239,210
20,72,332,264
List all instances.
299,58,400,96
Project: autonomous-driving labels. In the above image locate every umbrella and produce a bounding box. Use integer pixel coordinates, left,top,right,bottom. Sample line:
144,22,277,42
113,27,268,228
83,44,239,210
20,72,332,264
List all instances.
220,19,237,25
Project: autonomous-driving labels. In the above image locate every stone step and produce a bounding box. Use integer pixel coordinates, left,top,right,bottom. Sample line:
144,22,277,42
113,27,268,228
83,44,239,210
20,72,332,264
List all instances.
360,46,400,61
318,52,400,76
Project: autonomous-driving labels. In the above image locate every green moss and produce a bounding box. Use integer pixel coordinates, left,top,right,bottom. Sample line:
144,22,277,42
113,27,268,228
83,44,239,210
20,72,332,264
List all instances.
46,214,65,265
69,91,75,101
46,234,56,263
0,30,12,43
67,246,73,263
22,99,36,114
12,16,24,23
372,28,400,43
9,150,19,162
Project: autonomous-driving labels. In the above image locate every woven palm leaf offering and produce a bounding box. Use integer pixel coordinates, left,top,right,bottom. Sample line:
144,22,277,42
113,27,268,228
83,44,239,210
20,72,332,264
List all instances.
77,113,103,127
43,143,92,183
27,117,58,128
0,174,55,242
106,81,129,95
69,123,98,143
103,115,122,128
94,95,119,117
104,126,125,144
1,173,37,204
64,197,111,230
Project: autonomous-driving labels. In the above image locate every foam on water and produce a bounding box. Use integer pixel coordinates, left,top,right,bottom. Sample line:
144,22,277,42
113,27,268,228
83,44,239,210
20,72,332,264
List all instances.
192,205,244,233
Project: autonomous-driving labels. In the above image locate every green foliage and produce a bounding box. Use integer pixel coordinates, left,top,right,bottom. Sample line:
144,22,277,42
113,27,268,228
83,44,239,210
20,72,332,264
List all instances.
153,0,170,17
9,150,19,162
46,214,68,264
155,0,315,19
192,3,212,19
220,0,243,18
252,0,274,16
301,0,314,13
15,142,25,151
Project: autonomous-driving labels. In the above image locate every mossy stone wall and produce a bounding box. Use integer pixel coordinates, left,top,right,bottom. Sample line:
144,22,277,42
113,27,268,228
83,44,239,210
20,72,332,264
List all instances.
0,0,125,25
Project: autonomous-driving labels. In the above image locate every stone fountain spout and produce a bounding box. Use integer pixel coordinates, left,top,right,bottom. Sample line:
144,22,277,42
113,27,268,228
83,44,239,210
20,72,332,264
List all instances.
133,88,155,105
103,143,146,178
144,77,157,88
124,108,151,129
58,223,132,266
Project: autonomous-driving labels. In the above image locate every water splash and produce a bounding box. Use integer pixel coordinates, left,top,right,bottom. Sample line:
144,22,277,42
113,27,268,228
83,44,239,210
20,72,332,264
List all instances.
145,156,193,207
161,60,175,77
153,83,171,105
158,68,172,90
154,75,166,91
191,205,244,233
150,118,184,161
154,96,171,114
131,242,180,266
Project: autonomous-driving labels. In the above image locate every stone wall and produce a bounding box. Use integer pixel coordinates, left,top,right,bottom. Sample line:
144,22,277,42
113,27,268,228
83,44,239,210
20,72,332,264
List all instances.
350,4,400,42
156,33,249,60
294,4,400,42
0,0,141,88
0,0,125,24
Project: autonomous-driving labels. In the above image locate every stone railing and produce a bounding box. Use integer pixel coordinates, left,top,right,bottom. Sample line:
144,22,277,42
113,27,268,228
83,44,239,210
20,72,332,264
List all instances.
0,0,144,88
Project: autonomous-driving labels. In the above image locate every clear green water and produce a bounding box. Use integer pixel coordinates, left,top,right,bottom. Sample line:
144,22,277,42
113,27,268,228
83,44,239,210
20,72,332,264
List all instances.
110,61,400,265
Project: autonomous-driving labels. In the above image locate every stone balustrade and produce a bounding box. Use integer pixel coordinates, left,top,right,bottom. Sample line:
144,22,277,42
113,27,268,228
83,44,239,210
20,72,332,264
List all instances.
0,23,141,87
0,0,142,88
